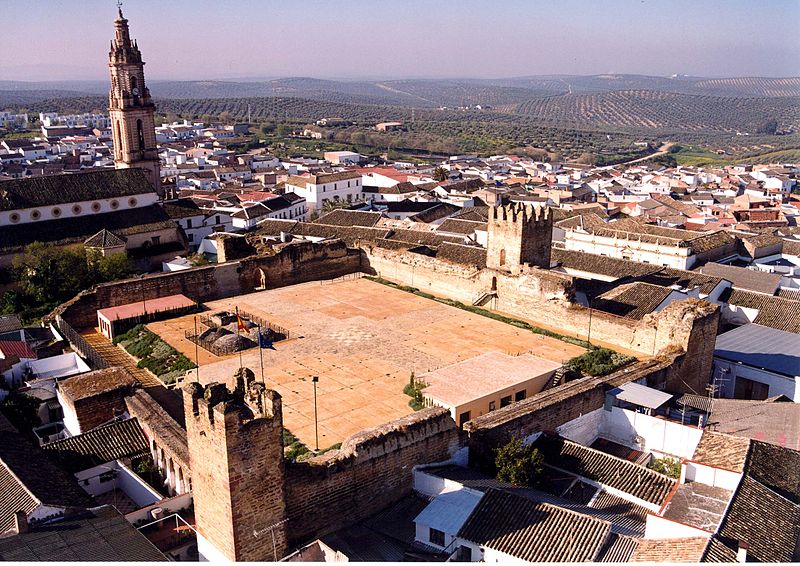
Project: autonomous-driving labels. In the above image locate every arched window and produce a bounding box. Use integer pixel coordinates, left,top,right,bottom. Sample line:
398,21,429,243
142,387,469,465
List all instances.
136,119,144,151
499,249,506,266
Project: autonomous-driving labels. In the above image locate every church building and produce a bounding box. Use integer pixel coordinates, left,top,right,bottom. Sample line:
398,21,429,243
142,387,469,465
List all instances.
0,9,185,269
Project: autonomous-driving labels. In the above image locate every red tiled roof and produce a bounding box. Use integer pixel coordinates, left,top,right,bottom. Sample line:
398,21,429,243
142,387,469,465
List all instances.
0,341,36,360
97,294,196,322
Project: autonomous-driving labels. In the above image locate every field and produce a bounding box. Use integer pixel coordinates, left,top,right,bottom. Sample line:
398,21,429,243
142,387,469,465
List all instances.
4,73,798,164
149,278,585,449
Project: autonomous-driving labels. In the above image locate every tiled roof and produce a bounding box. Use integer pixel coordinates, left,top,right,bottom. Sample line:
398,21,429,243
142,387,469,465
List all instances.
0,341,36,360
552,249,723,296
0,204,178,254
594,533,639,562
436,242,487,269
715,475,800,563
0,414,92,535
0,315,22,333
700,262,782,294
0,505,167,561
631,537,710,563
449,206,489,222
161,198,203,219
125,390,189,467
291,222,389,245
593,282,673,320
719,288,800,333
378,181,419,194
314,209,383,227
534,436,676,505
691,397,800,450
286,170,361,186
436,218,486,235
84,228,126,248
457,488,612,562
701,535,739,562
57,367,137,402
43,418,149,473
0,169,155,211
691,431,750,472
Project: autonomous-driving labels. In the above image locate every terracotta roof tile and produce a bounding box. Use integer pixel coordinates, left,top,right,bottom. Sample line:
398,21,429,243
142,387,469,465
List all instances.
631,537,710,563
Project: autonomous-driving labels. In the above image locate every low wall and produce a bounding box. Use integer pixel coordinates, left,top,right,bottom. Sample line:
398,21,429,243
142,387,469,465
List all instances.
599,407,703,460
284,407,462,545
684,461,742,491
125,491,193,525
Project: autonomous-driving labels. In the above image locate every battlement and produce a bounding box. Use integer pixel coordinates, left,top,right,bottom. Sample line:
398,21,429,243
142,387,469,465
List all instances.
185,367,282,429
489,202,552,226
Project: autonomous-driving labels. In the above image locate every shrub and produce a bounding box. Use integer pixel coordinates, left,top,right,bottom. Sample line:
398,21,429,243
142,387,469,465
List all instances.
649,456,682,479
495,436,544,487
403,373,426,411
565,348,635,377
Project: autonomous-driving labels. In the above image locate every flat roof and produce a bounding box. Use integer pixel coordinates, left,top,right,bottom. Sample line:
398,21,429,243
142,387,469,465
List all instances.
714,323,800,377
608,382,673,410
414,489,483,535
421,352,561,407
97,294,196,322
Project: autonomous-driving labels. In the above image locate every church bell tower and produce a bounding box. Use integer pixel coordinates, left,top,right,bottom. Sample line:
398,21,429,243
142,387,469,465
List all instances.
108,7,162,197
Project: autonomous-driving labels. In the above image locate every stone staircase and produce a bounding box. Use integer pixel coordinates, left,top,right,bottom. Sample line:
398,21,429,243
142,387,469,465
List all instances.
472,290,497,307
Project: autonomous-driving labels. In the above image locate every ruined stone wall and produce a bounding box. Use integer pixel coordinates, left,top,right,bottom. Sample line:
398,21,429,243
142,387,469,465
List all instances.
283,407,462,545
49,240,361,330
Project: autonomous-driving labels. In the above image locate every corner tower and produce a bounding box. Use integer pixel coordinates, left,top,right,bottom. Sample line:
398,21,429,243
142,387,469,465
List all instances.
184,368,289,561
108,8,162,197
486,202,553,272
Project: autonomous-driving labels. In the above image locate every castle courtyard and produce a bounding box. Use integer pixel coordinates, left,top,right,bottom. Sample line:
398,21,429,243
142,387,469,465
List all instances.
147,276,586,448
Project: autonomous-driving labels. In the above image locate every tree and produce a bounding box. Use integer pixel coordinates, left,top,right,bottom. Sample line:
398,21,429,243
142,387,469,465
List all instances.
13,243,89,305
757,119,779,135
276,123,290,138
494,436,544,487
218,111,233,125
432,167,449,182
0,394,42,433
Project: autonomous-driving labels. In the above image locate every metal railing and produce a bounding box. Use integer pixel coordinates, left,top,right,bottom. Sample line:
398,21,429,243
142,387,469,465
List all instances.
54,316,108,370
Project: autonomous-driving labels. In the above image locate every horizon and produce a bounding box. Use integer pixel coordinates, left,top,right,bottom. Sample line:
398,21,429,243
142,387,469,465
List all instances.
1,0,799,82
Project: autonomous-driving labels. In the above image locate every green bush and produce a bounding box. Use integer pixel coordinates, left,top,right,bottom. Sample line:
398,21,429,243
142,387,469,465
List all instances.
403,373,425,411
649,456,682,479
283,427,310,461
117,324,195,381
565,348,635,377
495,436,544,487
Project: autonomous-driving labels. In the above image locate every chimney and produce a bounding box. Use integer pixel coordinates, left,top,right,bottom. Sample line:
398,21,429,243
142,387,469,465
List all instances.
13,511,28,535
736,541,748,563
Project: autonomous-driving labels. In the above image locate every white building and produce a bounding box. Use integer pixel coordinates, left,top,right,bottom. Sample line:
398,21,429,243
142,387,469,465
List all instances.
285,171,363,211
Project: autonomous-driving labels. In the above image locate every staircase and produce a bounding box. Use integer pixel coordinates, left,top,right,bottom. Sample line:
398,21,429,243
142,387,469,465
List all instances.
472,290,497,307
544,367,567,391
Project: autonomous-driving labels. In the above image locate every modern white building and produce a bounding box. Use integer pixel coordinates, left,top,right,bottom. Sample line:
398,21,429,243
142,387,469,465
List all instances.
713,323,800,402
285,171,363,211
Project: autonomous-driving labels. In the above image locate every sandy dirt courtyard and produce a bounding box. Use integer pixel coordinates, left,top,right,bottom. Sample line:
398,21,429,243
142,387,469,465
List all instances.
148,277,585,449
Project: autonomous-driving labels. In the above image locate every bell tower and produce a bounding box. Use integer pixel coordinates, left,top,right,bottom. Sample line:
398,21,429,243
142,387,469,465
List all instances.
108,7,162,197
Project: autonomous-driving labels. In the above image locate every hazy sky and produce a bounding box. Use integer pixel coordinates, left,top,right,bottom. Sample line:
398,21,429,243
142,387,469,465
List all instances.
2,0,799,81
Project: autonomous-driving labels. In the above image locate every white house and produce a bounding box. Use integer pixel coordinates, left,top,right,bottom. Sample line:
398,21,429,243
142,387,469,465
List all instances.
285,171,363,211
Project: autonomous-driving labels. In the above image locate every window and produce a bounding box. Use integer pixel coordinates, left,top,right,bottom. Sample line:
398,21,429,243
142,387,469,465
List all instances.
72,204,82,215
151,236,161,245
9,213,20,223
459,411,471,427
499,248,506,266
216,215,221,224
488,401,496,411
137,119,145,150
429,528,445,547
30,210,41,220
186,218,192,228
334,183,337,190
347,181,351,187
110,199,119,210
501,395,512,408
515,390,526,402
51,207,62,217
91,202,101,212
456,546,472,561
188,233,194,242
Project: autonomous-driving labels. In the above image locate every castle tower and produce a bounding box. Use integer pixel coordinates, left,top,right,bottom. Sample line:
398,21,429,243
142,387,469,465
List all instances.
184,368,289,562
108,8,162,197
486,203,553,272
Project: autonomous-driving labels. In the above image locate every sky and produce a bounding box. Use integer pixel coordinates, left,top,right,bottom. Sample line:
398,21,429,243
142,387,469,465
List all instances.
1,0,799,82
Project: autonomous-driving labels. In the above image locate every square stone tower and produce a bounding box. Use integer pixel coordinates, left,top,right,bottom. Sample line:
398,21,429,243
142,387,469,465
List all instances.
486,203,553,272
184,369,288,561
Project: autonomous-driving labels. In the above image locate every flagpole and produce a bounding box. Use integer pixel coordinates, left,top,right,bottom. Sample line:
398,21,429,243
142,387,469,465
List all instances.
258,324,266,385
236,306,243,369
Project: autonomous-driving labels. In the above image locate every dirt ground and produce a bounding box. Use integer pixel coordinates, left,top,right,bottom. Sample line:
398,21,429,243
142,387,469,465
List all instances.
148,278,586,449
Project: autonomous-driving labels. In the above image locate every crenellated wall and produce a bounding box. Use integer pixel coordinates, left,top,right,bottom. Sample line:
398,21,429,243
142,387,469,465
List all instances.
283,407,462,545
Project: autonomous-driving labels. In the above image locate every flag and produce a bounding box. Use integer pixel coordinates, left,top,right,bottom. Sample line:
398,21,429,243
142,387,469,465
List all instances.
236,313,245,332
258,327,276,350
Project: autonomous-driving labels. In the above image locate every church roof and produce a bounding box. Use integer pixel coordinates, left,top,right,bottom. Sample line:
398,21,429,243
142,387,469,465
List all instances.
0,204,176,255
84,229,126,248
0,169,155,212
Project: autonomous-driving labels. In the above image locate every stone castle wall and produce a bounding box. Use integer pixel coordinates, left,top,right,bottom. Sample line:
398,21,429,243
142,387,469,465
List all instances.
49,240,362,330
283,407,462,545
